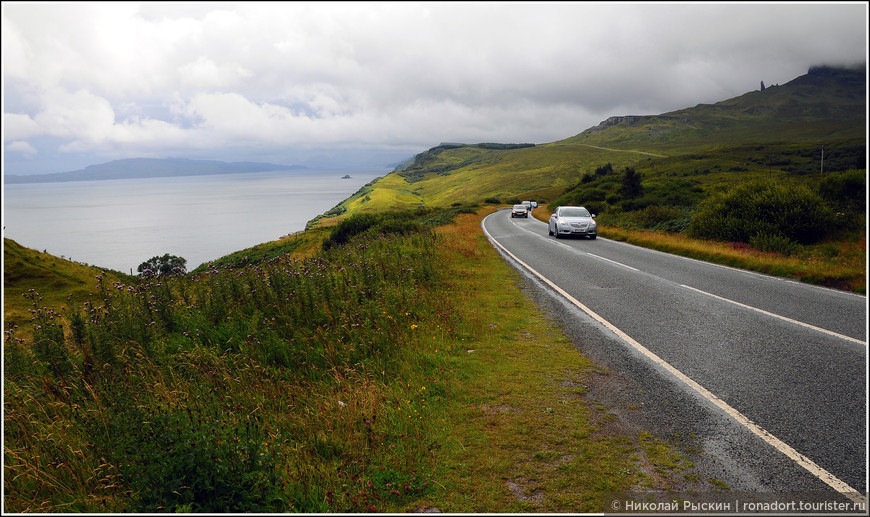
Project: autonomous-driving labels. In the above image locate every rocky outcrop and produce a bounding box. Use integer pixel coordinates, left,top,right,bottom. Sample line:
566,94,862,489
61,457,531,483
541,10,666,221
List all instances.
583,115,692,134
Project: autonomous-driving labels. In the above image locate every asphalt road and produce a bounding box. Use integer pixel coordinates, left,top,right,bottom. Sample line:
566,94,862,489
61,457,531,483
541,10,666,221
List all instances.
482,208,867,506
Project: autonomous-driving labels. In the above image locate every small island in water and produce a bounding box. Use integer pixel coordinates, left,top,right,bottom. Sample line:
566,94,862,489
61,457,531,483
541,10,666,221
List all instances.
342,174,352,179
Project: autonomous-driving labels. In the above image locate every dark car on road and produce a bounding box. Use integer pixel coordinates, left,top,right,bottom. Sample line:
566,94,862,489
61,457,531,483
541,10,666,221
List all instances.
511,204,529,218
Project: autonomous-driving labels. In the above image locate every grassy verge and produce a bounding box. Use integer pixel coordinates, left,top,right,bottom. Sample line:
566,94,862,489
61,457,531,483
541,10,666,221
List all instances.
4,208,699,512
532,207,866,293
417,209,655,511
600,226,866,293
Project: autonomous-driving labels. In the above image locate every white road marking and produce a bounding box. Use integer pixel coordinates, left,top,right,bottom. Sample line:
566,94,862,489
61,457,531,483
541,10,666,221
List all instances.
511,210,865,342
482,213,866,506
585,252,639,271
510,213,638,271
681,284,866,346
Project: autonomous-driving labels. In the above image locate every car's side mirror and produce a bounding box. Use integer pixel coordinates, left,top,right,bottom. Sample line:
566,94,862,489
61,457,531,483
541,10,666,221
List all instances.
592,214,597,218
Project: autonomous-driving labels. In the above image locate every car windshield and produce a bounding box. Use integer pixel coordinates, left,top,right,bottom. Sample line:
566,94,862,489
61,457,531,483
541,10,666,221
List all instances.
560,207,590,217
513,205,526,210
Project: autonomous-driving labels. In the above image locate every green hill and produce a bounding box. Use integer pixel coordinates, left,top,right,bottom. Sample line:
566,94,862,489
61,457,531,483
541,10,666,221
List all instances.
3,238,135,338
563,65,865,150
303,65,864,292
3,65,865,512
311,65,864,223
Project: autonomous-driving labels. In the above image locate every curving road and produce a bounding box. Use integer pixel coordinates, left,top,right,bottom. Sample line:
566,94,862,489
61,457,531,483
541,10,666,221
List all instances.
482,208,867,505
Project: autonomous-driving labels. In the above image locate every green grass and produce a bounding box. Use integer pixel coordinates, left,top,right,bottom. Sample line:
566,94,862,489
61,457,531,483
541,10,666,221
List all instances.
189,227,328,273
5,65,865,512
530,208,865,293
308,67,864,296
4,208,712,512
417,211,647,511
599,226,866,293
3,238,135,339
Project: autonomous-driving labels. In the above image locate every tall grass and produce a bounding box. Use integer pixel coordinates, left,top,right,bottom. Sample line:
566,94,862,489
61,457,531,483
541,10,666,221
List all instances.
600,226,866,293
4,213,464,512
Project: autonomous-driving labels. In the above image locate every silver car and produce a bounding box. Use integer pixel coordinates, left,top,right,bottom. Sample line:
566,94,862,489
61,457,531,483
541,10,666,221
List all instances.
548,206,597,239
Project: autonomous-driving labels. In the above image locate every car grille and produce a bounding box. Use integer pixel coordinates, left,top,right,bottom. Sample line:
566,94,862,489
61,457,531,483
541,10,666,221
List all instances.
569,222,587,229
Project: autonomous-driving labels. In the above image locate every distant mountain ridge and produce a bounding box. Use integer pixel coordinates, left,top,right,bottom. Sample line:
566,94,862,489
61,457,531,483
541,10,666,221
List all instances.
4,158,308,184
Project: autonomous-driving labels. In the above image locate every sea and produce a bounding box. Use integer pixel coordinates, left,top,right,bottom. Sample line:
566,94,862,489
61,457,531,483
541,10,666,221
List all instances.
2,169,387,274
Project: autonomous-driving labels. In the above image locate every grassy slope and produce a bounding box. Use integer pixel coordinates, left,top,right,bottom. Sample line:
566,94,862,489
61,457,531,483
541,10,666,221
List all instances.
315,66,864,219
313,142,665,219
3,66,865,510
3,238,135,338
310,66,865,291
3,211,707,512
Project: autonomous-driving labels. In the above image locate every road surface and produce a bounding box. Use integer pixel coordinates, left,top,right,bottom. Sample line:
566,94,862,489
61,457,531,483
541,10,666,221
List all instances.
482,208,866,506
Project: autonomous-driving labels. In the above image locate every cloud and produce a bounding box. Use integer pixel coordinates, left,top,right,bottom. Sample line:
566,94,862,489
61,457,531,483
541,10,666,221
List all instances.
2,2,866,174
6,140,38,155
3,113,41,141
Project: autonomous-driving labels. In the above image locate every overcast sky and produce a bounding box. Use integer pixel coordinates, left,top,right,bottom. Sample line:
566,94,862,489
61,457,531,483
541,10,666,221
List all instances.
2,1,867,175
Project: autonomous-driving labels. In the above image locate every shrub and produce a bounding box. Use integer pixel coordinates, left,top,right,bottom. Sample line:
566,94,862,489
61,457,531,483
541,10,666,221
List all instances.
627,205,685,229
581,201,607,217
620,167,644,199
818,169,866,212
749,231,801,256
103,404,284,513
137,253,187,277
322,212,421,250
688,179,836,244
594,163,614,176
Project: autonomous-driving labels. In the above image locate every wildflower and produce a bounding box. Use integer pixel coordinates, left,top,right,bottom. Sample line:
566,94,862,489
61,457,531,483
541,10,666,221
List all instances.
410,324,418,330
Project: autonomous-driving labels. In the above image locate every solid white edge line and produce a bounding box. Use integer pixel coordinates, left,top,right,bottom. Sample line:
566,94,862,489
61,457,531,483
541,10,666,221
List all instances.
481,212,867,506
523,206,863,301
681,284,866,346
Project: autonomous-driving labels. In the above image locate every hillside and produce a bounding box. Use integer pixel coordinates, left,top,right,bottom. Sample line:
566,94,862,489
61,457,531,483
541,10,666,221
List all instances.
562,65,865,151
3,65,866,512
3,238,135,337
4,158,307,184
6,209,687,513
310,65,865,225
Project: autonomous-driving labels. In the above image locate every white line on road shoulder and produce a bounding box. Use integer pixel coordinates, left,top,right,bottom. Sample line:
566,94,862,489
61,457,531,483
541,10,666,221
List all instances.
681,284,866,346
481,213,866,506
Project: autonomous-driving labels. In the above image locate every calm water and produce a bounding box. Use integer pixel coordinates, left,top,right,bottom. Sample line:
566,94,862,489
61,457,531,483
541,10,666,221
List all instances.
3,169,386,273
